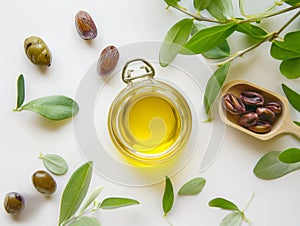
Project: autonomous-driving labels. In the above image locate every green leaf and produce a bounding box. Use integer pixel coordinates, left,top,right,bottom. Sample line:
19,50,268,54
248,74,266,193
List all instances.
58,161,93,226
206,0,234,20
20,95,79,121
294,121,300,127
284,0,300,6
253,151,300,179
162,176,174,216
204,62,230,114
164,0,180,7
273,31,300,53
191,23,230,59
280,58,300,79
80,186,104,212
194,0,212,11
279,148,300,163
236,23,267,39
183,23,237,54
270,42,300,60
99,197,139,210
208,198,240,211
16,74,25,109
202,41,230,59
282,83,300,111
159,19,193,66
39,153,68,175
69,216,101,226
178,177,206,196
220,211,243,226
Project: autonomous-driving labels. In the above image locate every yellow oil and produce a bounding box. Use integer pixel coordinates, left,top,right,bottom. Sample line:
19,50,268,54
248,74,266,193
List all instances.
121,95,181,157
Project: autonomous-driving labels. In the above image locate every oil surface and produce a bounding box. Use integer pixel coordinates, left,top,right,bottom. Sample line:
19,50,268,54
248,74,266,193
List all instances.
123,95,181,155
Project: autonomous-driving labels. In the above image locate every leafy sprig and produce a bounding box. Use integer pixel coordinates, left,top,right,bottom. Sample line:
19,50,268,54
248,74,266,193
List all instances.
161,0,300,115
162,176,206,216
209,195,254,226
254,84,300,180
14,74,79,121
58,161,140,226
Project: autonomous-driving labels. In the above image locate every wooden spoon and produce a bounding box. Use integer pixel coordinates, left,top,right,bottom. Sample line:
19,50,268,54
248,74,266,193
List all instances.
219,79,300,140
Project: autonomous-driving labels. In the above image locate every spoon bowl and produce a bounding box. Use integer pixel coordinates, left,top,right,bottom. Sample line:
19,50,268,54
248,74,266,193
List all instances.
219,80,300,140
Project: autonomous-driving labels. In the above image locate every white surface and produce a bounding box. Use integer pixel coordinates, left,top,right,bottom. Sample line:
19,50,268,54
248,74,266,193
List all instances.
1,0,300,226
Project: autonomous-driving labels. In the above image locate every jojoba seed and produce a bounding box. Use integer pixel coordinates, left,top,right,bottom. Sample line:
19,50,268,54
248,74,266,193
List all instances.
32,170,57,195
97,45,119,76
240,91,264,106
75,10,98,40
4,192,25,214
222,94,246,114
24,36,52,66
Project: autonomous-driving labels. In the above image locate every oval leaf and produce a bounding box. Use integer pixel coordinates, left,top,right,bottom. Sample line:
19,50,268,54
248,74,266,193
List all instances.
58,161,93,225
159,19,193,66
284,0,300,6
294,121,300,127
39,153,68,175
220,211,243,226
69,216,101,226
204,62,230,114
271,42,300,60
164,0,180,7
273,31,300,53
16,74,25,109
282,83,300,111
178,177,206,196
236,23,267,39
280,58,300,79
279,148,300,163
194,0,212,11
206,0,234,20
80,186,104,212
208,198,240,211
253,151,300,179
203,41,230,59
162,176,174,216
184,23,237,54
191,23,230,59
99,197,139,210
21,95,79,121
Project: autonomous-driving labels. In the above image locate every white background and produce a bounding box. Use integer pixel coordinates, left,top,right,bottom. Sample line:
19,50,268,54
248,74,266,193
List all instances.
1,0,300,225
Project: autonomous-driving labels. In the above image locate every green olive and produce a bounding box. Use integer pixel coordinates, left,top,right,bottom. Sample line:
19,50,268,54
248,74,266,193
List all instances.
24,36,52,66
32,170,57,195
4,192,25,214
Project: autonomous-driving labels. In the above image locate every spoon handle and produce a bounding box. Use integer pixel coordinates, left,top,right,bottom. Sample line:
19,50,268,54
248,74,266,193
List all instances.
285,119,300,139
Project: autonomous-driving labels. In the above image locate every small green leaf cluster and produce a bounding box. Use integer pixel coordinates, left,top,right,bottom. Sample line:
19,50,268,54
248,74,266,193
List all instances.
58,161,139,226
162,176,206,216
271,31,300,79
209,197,252,226
160,0,300,115
14,74,79,121
254,84,300,179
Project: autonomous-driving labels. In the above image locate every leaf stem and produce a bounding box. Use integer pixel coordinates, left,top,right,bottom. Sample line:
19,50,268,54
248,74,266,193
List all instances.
62,207,97,226
217,10,300,66
239,3,300,24
216,33,274,66
277,10,300,35
173,5,225,24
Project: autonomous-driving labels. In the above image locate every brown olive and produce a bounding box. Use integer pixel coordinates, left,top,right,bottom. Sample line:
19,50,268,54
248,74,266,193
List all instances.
32,170,57,195
4,192,25,214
